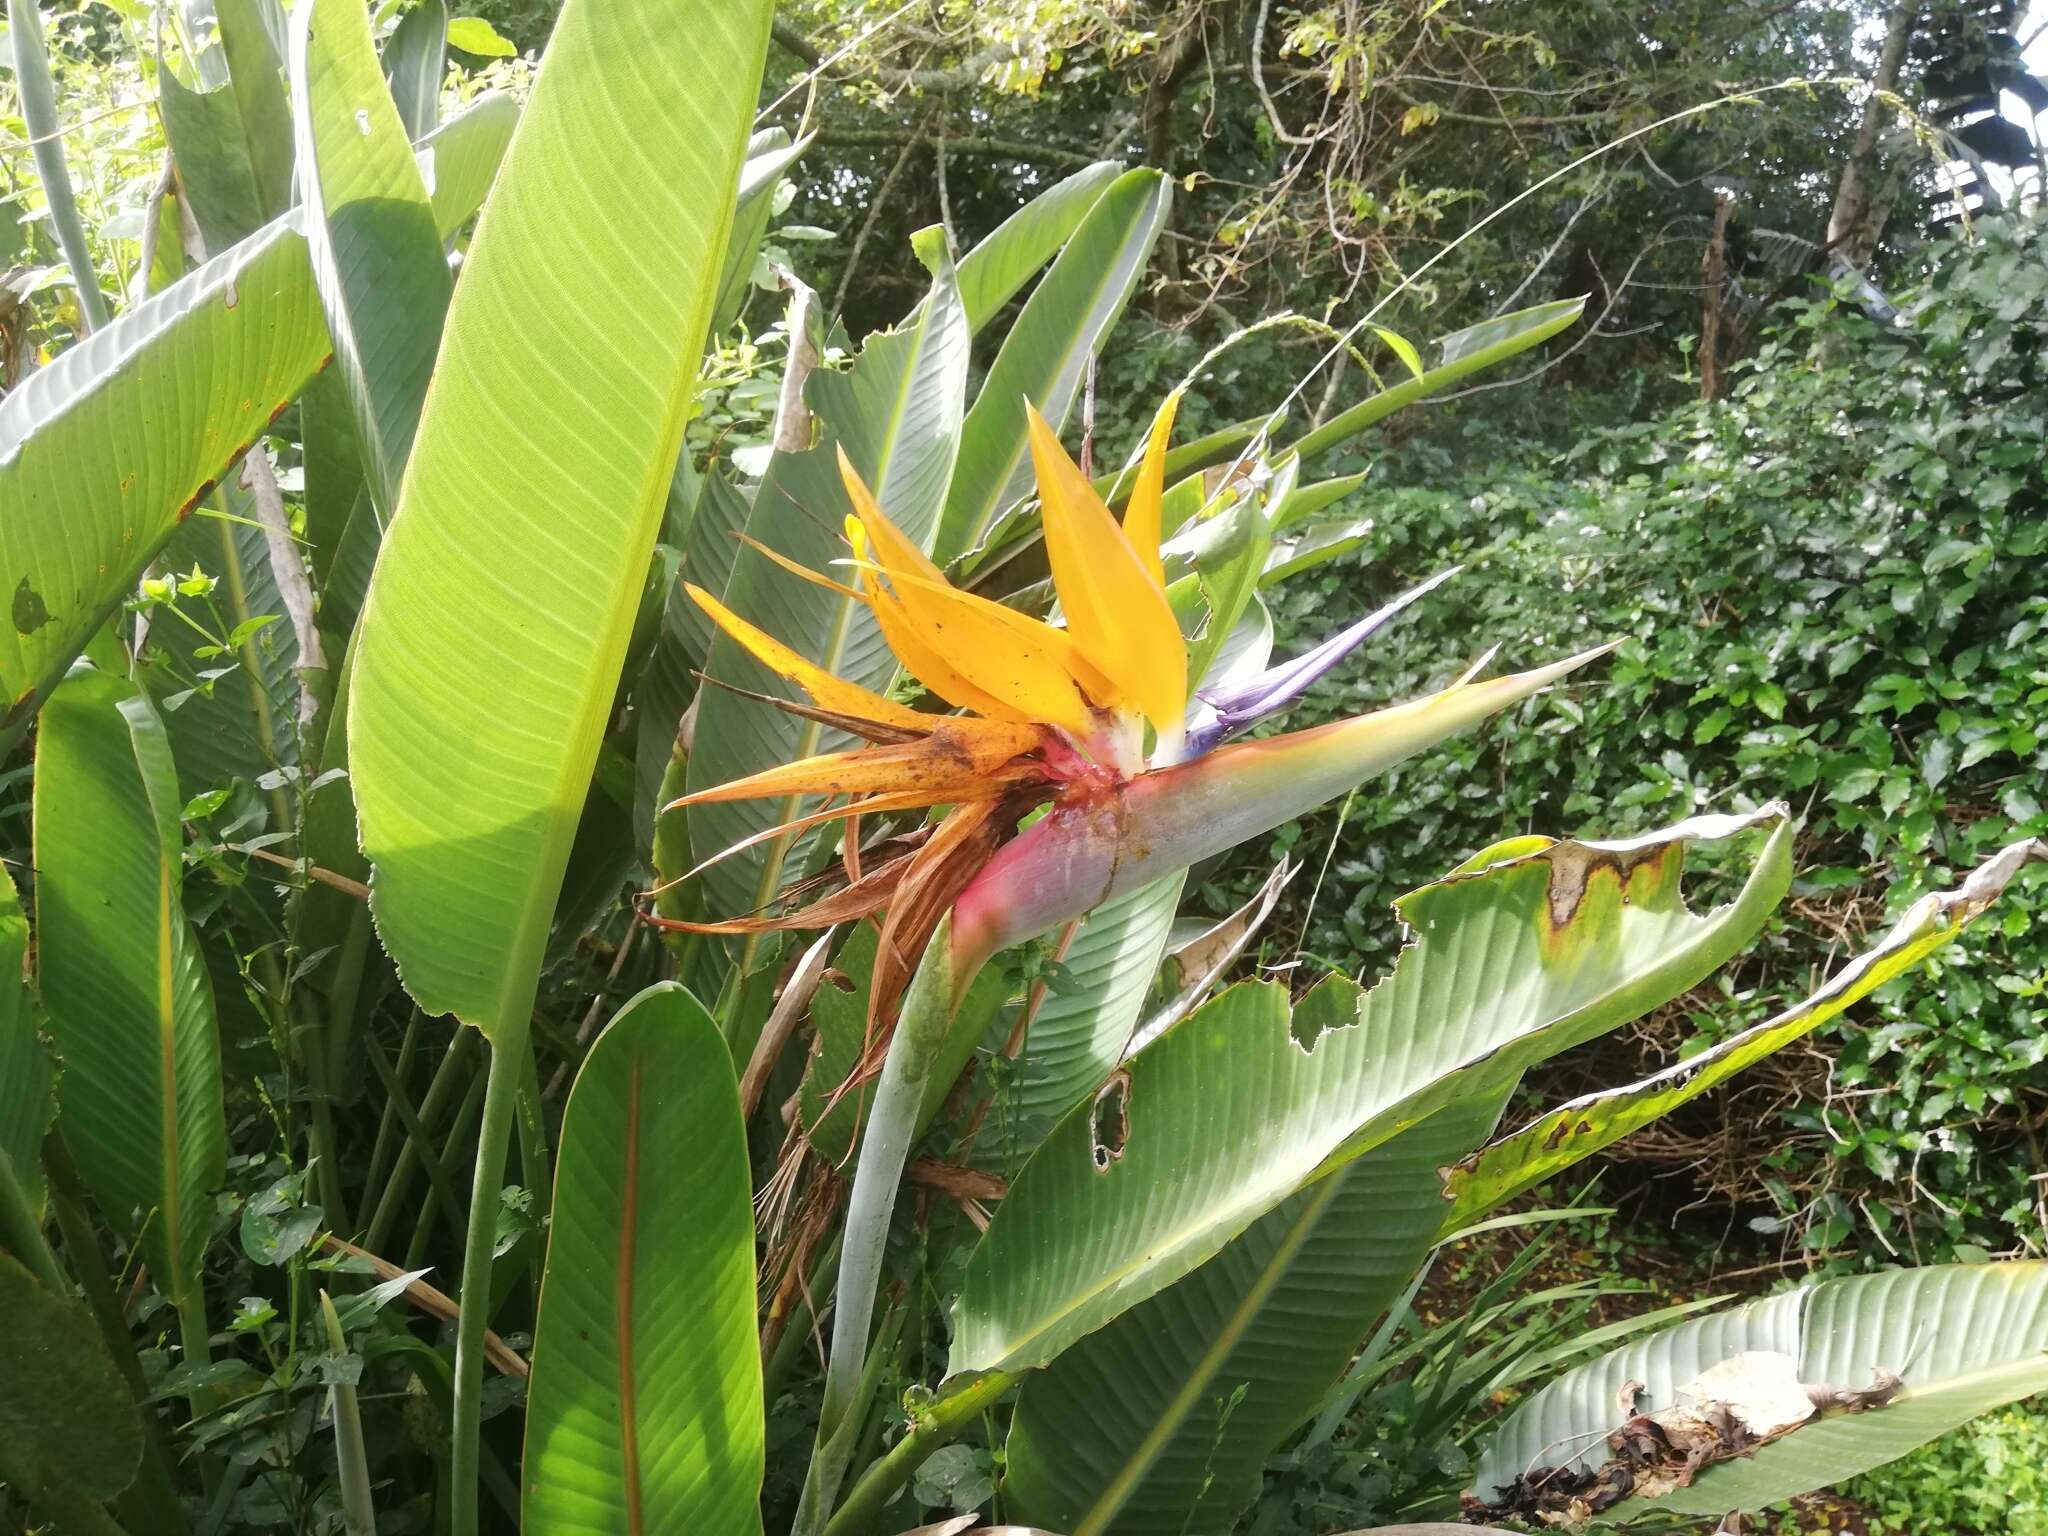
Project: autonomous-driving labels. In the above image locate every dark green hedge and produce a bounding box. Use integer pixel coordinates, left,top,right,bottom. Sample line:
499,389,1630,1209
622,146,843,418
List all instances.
1209,211,2048,1263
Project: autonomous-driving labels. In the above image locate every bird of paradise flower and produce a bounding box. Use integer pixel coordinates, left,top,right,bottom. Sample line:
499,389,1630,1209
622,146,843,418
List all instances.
655,394,1610,1029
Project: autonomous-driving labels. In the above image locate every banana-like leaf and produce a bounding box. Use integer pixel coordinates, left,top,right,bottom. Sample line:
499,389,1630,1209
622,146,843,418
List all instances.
33,668,226,1311
145,485,303,793
10,0,109,329
216,0,296,221
969,875,1186,1175
1261,515,1375,587
955,159,1122,335
686,235,970,924
934,169,1172,563
349,0,770,1034
0,96,515,748
1443,837,2048,1229
524,983,764,1534
1003,1084,1514,1536
1125,857,1293,1056
158,59,271,250
1271,470,1366,533
382,0,447,140
948,807,1794,1380
1286,299,1585,464
0,1250,145,1509
713,129,810,333
0,862,52,1217
291,0,452,523
1471,1262,2048,1523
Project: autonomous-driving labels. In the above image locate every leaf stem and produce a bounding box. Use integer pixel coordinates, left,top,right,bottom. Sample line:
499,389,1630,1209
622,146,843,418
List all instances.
363,1024,476,1252
0,1140,66,1291
792,922,967,1536
449,1026,522,1536
820,1367,1020,1536
356,1005,425,1231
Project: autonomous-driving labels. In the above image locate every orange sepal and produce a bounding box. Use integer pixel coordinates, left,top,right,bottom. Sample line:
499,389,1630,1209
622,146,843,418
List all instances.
669,722,1044,807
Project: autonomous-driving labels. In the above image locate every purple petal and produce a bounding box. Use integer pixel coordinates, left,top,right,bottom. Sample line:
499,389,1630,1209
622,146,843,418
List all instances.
952,642,1615,973
1188,567,1461,754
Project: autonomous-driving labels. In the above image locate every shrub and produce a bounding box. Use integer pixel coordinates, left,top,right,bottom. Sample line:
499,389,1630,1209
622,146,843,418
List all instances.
1214,211,2048,1261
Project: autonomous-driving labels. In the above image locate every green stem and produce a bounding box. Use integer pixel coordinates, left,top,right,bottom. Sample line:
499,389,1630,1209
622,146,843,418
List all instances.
405,1070,486,1270
8,0,112,330
357,1007,425,1231
761,1234,842,1407
449,1026,523,1536
819,1368,1020,1536
0,1140,66,1291
300,996,350,1226
366,1023,475,1249
176,1288,214,1420
792,923,966,1536
513,1029,552,1232
364,1024,475,1253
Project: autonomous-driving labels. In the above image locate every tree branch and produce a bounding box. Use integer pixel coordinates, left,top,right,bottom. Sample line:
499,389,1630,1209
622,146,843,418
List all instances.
809,124,1097,169
771,17,1012,94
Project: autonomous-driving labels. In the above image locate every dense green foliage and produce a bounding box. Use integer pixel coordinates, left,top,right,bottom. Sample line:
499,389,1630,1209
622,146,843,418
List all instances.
1199,211,2048,1261
1833,1401,2048,1536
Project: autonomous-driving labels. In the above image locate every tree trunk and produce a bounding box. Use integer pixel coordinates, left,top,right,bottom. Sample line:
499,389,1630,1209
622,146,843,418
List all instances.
1699,192,1734,403
1827,0,1918,269
1141,10,1204,314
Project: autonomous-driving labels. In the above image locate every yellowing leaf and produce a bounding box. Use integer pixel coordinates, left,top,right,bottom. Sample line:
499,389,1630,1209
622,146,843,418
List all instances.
447,15,517,56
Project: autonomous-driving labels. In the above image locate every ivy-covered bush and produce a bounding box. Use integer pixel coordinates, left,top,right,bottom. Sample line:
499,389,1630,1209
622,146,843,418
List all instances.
1828,1401,2048,1535
1210,210,2048,1261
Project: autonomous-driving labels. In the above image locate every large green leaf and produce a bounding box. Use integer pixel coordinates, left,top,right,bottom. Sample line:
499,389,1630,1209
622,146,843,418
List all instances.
1286,299,1585,464
954,160,1123,335
290,0,452,522
0,1249,145,1511
686,235,970,924
947,807,1794,1380
215,0,296,221
1442,836,2048,1229
1471,1262,2048,1523
524,984,764,1534
713,129,810,333
145,485,303,794
934,168,1171,563
0,861,52,1218
348,0,770,1035
969,874,1186,1175
382,0,447,140
0,96,515,747
1003,1085,1514,1536
33,668,226,1311
158,59,271,251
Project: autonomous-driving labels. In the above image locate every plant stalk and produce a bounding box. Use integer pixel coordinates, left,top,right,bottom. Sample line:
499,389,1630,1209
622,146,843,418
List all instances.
364,1023,475,1252
448,1025,524,1536
0,1140,66,1291
820,1367,1020,1536
791,922,967,1536
357,1006,425,1231
8,0,111,330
